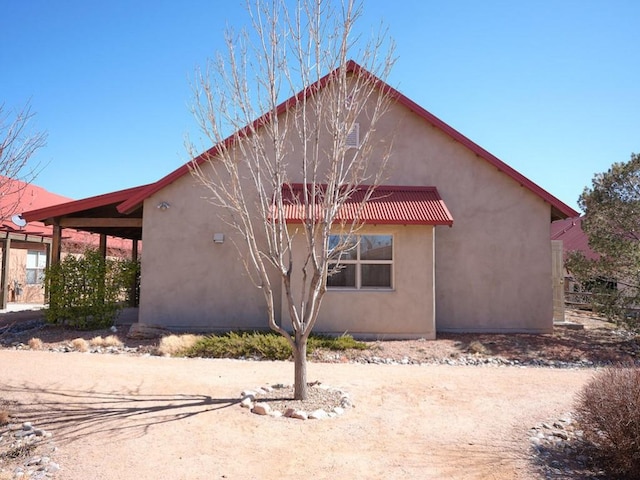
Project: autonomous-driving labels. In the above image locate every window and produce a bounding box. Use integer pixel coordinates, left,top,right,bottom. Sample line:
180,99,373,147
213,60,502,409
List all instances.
26,250,47,285
327,234,393,289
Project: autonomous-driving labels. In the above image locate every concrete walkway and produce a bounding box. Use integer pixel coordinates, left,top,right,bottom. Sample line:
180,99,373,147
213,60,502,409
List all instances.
0,304,138,326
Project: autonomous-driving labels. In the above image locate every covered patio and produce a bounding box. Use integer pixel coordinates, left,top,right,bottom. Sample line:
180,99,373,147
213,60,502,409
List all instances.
21,184,147,306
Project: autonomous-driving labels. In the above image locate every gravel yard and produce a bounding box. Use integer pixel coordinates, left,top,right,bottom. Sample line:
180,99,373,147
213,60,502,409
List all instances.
0,308,636,479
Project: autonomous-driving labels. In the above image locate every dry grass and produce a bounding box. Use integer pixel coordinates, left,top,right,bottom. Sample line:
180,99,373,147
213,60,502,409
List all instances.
467,340,491,355
157,334,200,356
28,337,43,350
90,335,123,347
0,409,9,425
71,338,89,352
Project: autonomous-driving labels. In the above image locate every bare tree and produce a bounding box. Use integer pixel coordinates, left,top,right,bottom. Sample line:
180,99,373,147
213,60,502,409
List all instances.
0,102,46,220
189,0,395,400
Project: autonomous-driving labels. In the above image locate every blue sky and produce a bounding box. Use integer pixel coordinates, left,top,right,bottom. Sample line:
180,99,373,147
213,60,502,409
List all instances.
2,0,639,211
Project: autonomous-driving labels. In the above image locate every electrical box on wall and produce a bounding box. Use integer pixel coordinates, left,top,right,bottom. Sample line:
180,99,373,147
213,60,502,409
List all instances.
213,233,225,244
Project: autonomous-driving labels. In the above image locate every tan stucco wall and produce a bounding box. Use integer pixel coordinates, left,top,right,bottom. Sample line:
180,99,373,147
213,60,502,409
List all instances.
374,107,553,333
138,88,554,334
139,176,278,331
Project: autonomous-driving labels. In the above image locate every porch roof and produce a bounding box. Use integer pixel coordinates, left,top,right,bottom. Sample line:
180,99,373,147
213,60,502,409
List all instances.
21,184,149,241
279,184,454,226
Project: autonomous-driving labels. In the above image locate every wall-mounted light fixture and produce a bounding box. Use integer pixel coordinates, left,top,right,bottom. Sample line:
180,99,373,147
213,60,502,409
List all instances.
157,201,171,211
213,233,225,244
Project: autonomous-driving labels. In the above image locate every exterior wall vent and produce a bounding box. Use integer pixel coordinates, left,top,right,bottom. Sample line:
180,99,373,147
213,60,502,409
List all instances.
346,123,360,149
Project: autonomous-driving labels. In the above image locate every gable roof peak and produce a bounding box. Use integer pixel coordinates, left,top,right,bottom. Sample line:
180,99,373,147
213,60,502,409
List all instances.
116,61,578,220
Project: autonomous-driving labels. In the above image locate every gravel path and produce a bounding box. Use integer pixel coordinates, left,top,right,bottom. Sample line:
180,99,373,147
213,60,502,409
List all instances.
0,350,594,480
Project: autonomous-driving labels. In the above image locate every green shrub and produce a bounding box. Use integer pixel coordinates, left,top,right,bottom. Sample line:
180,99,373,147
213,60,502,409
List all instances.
45,249,139,330
574,365,640,479
184,331,366,360
308,334,367,351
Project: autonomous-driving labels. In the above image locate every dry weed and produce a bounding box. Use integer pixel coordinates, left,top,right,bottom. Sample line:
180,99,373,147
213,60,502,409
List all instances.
158,334,200,356
467,340,490,355
71,338,89,352
28,337,43,350
90,335,123,347
575,366,640,478
0,409,9,425
103,335,123,347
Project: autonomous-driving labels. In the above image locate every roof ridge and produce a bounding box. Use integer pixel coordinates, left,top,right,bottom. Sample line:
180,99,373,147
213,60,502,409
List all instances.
114,60,578,219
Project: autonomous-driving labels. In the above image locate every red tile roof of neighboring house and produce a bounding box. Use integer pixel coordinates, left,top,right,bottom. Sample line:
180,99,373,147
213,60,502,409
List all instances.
5,177,137,252
0,177,71,237
551,216,598,260
279,184,453,226
116,60,578,220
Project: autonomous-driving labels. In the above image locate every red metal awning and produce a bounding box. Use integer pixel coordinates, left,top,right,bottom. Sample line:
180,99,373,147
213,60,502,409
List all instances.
278,184,453,226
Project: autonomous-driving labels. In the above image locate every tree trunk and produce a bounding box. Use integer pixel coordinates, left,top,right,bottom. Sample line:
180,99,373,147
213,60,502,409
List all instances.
293,337,308,400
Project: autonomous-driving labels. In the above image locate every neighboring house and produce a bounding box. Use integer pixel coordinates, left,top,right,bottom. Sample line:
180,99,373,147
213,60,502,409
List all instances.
0,178,133,306
23,61,578,337
551,216,596,262
551,216,618,307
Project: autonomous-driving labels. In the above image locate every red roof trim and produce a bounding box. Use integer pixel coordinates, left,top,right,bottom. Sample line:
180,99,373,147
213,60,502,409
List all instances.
22,184,151,222
280,184,454,226
117,64,348,215
117,60,578,219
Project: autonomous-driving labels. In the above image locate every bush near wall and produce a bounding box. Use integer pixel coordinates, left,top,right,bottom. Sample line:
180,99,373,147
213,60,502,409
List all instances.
45,249,139,330
574,365,640,479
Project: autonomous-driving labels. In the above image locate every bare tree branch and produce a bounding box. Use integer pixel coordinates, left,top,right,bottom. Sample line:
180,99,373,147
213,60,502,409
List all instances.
189,0,395,399
0,102,47,221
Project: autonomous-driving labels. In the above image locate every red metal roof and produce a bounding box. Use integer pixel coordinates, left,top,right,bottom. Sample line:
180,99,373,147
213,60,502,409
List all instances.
22,184,149,223
551,216,598,260
0,178,138,250
116,60,578,220
279,184,453,226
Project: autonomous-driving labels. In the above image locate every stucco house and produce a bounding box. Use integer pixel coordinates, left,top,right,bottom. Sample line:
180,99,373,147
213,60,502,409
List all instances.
23,61,578,338
551,216,622,310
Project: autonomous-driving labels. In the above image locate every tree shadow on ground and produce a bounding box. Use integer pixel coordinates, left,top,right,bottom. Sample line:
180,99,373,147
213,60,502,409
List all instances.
2,383,239,444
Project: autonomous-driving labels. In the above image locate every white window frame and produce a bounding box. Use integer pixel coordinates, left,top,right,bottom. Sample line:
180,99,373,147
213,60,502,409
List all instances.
327,234,393,290
26,250,47,285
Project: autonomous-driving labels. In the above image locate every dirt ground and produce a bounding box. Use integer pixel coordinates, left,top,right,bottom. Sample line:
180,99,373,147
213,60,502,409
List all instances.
1,350,593,480
0,308,635,479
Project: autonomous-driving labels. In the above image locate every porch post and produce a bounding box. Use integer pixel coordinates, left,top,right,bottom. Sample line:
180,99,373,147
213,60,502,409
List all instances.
44,242,51,301
130,239,139,307
0,238,11,309
99,234,107,259
51,224,62,265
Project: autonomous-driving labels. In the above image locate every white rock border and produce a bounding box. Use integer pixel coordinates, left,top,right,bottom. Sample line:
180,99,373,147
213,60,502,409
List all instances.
239,383,352,420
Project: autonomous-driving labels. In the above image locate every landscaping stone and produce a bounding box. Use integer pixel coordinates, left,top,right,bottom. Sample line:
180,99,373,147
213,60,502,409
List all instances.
0,420,60,479
308,409,329,420
126,323,170,339
529,413,605,479
251,403,271,415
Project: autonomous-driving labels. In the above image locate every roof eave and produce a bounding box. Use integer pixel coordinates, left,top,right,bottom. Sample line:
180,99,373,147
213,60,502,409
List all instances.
23,184,151,222
116,60,578,220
